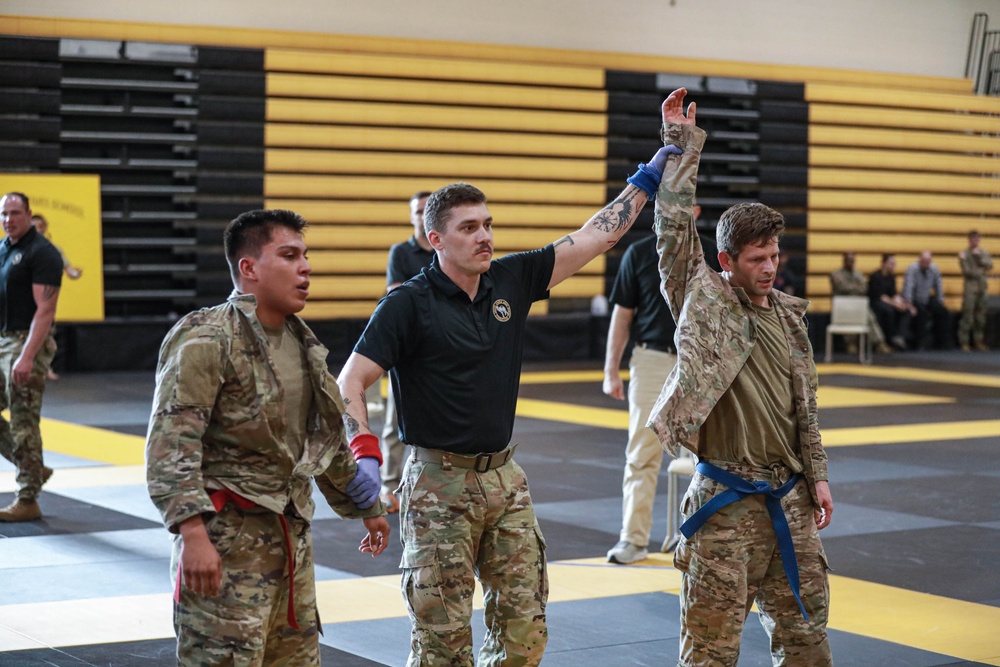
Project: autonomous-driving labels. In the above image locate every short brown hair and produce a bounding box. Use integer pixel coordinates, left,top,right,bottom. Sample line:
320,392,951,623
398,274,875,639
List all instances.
424,183,487,234
716,202,785,260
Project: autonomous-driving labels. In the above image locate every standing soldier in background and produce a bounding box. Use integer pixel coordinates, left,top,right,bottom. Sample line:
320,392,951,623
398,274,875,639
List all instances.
648,94,834,666
146,209,389,665
957,230,993,352
603,204,700,564
0,192,63,522
379,191,434,513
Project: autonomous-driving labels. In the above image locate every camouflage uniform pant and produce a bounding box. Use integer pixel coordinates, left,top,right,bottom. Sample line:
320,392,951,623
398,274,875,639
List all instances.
622,345,676,546
0,331,56,500
398,455,548,667
172,505,320,666
958,282,989,346
673,462,832,667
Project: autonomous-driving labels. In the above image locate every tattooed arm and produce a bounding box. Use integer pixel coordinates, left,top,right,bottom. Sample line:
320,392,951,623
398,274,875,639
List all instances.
336,352,386,440
547,185,649,290
11,283,60,385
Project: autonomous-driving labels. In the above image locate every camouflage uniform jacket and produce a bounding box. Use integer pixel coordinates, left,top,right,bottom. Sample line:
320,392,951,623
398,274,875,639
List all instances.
146,291,380,533
647,123,828,505
959,247,993,289
829,268,866,296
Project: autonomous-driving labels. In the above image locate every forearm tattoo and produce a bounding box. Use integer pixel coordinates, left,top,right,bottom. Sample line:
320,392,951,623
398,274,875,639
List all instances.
553,234,575,248
591,189,641,234
341,392,369,438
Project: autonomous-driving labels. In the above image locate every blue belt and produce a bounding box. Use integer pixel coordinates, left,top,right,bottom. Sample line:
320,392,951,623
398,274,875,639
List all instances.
680,461,808,619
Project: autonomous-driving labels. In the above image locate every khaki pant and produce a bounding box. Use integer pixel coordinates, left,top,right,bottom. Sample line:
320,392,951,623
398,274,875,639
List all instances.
621,344,676,546
674,464,832,667
399,456,548,666
173,506,320,666
0,331,56,500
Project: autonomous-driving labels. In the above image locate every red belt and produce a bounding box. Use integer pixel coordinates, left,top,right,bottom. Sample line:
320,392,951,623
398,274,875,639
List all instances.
173,489,299,630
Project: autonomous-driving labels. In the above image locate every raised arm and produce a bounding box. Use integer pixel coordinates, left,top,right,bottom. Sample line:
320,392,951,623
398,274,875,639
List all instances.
547,88,692,290
652,91,707,319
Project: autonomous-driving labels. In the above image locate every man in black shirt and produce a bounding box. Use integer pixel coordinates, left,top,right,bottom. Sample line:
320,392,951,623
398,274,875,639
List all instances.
868,253,914,350
378,191,433,513
336,88,692,666
0,192,63,522
602,204,699,565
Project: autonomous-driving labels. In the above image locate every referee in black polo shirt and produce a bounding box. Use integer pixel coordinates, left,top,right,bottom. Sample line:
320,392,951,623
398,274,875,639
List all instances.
0,192,63,523
336,87,691,667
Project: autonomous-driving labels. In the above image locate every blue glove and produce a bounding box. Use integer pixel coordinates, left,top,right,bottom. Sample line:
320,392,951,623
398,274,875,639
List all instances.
627,144,683,198
346,457,381,509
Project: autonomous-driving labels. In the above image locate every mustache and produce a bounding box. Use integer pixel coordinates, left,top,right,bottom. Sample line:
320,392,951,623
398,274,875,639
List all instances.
476,243,493,254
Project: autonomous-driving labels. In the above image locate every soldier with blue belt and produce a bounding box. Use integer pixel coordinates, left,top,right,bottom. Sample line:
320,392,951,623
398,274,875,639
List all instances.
646,91,835,666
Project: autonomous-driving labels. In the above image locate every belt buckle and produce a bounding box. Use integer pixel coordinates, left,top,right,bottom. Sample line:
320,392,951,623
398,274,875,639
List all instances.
474,452,494,473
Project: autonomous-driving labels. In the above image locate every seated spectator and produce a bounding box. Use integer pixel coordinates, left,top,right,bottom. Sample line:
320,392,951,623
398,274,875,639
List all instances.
868,254,914,350
830,252,890,354
902,251,951,350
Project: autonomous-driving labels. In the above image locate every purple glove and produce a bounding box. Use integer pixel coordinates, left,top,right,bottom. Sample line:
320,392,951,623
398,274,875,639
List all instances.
627,144,683,198
649,143,684,175
346,457,380,509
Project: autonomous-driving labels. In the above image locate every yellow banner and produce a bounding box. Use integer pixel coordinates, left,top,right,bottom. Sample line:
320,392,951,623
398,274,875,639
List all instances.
1,174,104,322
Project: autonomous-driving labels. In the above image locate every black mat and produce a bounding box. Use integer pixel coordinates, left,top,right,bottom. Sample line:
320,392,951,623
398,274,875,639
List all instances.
0,493,159,538
312,514,403,576
831,473,1000,523
0,638,386,666
823,524,1000,604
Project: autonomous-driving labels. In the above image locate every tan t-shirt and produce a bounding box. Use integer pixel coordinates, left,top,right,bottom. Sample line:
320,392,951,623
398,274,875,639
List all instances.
264,321,311,461
699,298,802,471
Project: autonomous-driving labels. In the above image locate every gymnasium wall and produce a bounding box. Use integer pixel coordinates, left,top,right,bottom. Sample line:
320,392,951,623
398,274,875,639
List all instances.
1,11,998,365
3,0,996,79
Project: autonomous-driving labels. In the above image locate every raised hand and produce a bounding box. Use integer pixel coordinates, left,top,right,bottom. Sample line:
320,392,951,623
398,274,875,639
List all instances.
662,87,696,126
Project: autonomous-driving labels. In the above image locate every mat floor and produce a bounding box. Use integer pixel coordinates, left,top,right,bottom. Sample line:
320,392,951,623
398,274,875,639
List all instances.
1,350,999,666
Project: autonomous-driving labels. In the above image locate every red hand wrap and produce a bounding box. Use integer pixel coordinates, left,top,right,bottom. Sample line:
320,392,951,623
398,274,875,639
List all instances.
349,433,382,466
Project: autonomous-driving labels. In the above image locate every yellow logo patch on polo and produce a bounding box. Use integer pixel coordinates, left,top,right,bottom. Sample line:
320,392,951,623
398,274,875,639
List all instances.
492,299,511,322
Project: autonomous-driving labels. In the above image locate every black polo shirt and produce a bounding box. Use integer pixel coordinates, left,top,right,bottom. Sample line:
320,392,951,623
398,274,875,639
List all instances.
0,227,63,331
386,236,435,286
356,246,555,453
609,235,676,350
868,270,897,306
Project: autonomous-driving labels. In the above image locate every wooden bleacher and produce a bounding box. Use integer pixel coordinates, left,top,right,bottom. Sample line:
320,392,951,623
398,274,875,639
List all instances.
804,82,1000,313
2,14,998,326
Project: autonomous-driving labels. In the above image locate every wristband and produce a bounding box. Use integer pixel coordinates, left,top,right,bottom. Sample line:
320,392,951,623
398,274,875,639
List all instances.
349,433,382,466
626,162,663,199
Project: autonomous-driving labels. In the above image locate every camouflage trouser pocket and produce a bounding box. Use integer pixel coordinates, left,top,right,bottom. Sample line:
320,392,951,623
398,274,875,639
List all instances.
533,524,549,609
674,539,743,605
176,602,265,665
205,504,251,559
400,548,451,628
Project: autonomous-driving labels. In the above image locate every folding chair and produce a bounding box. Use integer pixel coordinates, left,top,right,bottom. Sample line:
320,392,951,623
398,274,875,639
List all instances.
661,448,696,552
824,295,872,364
